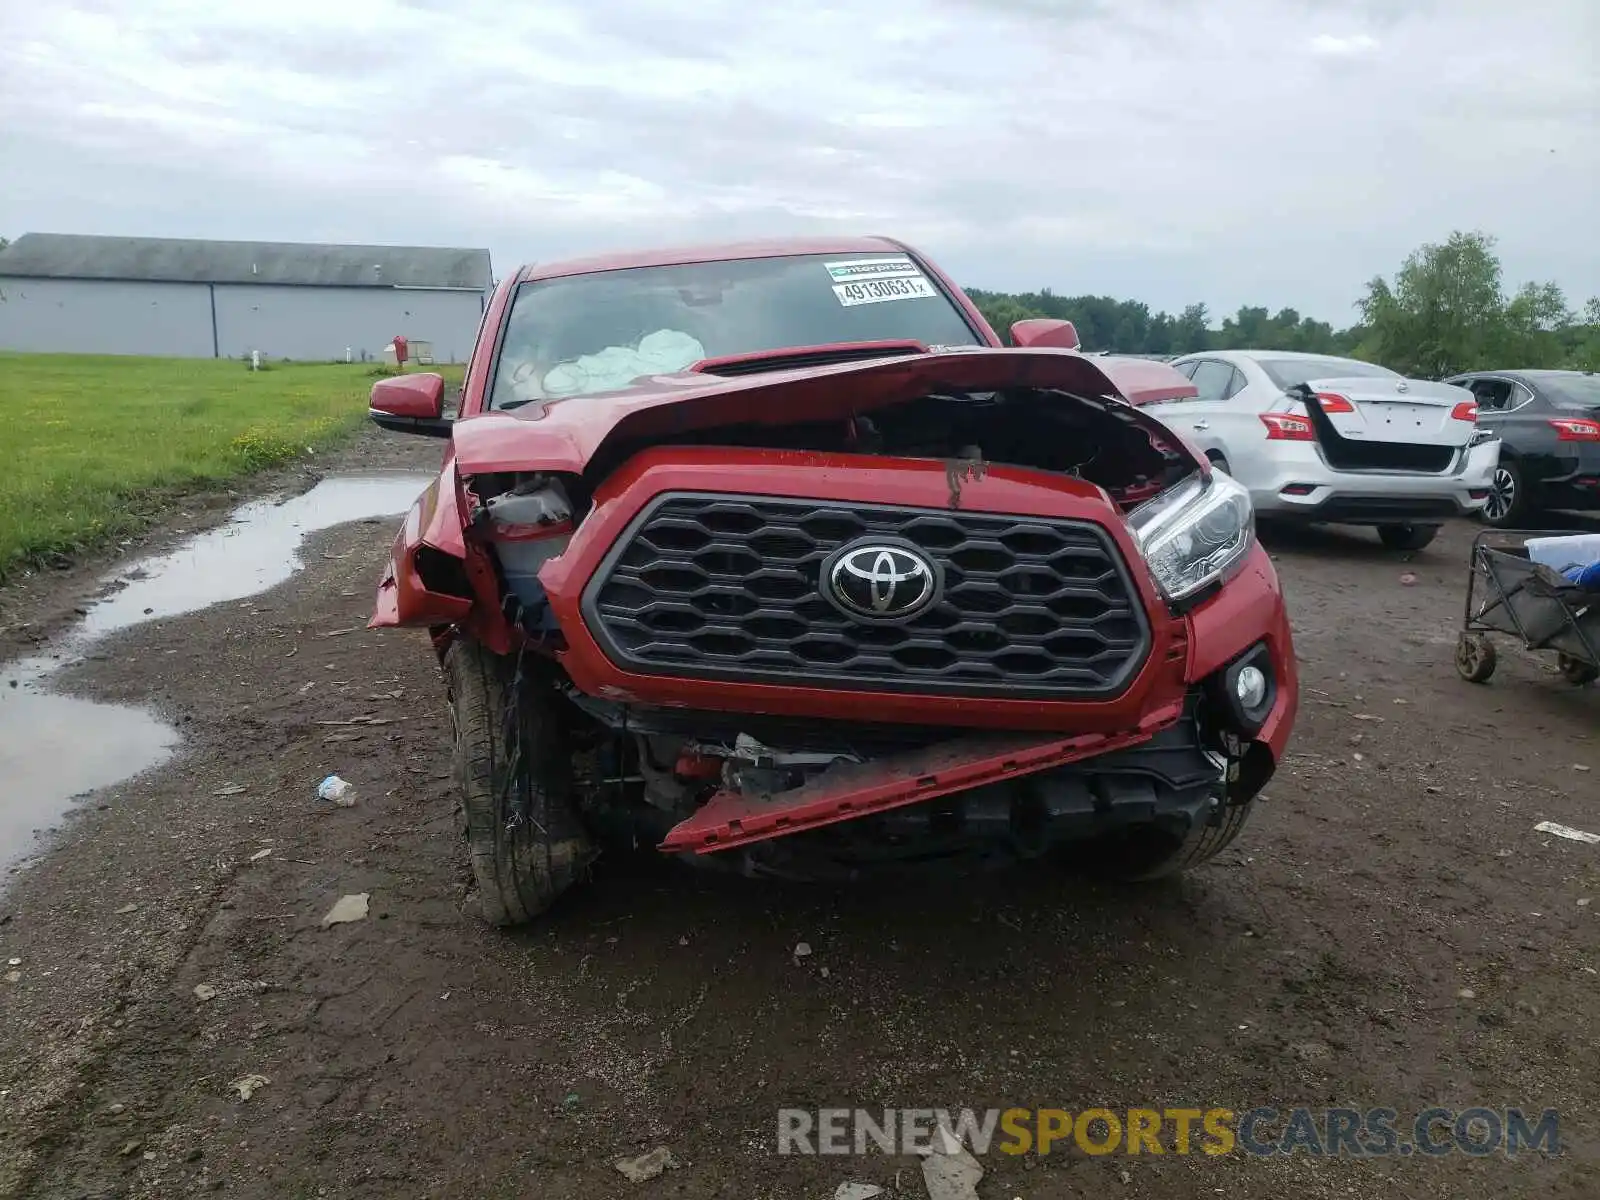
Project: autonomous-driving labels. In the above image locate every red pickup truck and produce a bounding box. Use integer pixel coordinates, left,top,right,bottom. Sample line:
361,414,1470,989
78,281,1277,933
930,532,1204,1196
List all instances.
367,236,1297,925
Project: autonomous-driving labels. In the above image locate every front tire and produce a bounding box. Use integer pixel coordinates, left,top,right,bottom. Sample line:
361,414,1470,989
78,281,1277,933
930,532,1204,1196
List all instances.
445,639,596,926
1079,797,1257,882
1378,523,1440,552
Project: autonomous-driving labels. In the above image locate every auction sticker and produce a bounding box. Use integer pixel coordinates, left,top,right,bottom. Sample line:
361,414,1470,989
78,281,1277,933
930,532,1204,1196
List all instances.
826,256,938,306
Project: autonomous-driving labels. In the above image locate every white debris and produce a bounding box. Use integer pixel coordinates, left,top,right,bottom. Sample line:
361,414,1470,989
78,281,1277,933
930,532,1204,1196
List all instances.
317,775,356,806
321,893,370,927
115,903,138,915
1458,988,1476,1000
212,783,247,796
230,1074,269,1100
918,1127,983,1200
835,1185,885,1200
614,1146,679,1182
193,984,218,1002
1534,821,1600,845
793,941,813,960
249,848,273,862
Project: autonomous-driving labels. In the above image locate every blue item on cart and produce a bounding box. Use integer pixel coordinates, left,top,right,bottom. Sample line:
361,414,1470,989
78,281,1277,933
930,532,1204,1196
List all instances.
1566,559,1600,590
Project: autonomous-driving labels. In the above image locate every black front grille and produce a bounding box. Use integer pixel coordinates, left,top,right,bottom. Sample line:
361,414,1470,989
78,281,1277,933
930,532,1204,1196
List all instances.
581,493,1151,698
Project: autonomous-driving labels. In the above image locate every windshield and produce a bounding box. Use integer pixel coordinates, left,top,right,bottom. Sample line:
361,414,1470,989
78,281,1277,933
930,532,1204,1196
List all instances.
1258,356,1400,390
1535,373,1600,410
489,252,982,407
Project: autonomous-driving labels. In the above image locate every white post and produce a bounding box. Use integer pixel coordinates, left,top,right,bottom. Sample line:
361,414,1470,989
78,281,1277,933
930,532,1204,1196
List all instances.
251,350,260,372
345,346,353,363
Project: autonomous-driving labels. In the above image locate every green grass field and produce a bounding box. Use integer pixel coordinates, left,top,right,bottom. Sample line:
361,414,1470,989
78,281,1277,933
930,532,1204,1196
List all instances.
0,353,464,584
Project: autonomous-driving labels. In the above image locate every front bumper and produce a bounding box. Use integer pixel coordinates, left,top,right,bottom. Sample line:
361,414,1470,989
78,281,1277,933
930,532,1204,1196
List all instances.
1251,437,1500,523
653,544,1297,856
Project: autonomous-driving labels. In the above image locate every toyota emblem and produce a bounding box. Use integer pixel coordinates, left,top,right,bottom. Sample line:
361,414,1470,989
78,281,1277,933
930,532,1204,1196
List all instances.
822,540,942,622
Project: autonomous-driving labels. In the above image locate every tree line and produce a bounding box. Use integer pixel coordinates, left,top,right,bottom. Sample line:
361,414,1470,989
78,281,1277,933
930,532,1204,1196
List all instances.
965,230,1600,378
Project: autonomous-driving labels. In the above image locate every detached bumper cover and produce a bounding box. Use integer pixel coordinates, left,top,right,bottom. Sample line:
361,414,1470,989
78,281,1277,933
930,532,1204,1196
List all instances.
662,543,1296,855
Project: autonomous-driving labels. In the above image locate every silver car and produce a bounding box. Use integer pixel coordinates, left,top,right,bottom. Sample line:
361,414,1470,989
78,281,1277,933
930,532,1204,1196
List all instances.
1152,351,1501,551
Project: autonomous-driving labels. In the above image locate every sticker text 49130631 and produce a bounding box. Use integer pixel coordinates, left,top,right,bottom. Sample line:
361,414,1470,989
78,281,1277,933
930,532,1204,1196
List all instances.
832,276,939,307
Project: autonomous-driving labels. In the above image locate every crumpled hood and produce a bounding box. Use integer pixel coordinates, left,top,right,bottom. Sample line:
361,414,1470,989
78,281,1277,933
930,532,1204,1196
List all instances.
449,347,1198,476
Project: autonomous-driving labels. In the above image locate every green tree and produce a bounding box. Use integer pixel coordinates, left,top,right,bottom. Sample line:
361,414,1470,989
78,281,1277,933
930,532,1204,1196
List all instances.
1357,231,1510,376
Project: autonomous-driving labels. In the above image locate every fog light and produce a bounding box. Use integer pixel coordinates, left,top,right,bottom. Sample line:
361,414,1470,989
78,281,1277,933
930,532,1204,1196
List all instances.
1235,665,1267,710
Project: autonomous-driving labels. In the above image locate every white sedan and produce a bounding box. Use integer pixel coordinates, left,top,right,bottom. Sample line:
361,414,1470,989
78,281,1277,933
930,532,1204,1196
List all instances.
1148,351,1501,551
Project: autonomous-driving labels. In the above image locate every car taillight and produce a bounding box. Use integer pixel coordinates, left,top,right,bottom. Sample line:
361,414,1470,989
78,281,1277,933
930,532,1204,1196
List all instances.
1312,391,1355,414
1450,400,1478,422
1549,418,1600,442
1260,412,1315,441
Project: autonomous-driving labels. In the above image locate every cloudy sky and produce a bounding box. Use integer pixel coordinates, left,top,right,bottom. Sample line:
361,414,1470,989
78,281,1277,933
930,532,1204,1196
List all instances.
1,0,1595,323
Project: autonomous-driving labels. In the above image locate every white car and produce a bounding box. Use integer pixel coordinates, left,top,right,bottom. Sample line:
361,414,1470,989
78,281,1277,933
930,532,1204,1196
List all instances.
1152,351,1501,551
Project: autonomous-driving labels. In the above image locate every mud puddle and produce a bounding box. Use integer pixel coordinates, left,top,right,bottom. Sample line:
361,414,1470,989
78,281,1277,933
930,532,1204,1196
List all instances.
0,472,430,876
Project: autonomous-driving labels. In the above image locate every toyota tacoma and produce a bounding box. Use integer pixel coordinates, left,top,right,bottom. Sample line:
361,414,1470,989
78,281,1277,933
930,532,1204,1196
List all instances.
368,237,1298,925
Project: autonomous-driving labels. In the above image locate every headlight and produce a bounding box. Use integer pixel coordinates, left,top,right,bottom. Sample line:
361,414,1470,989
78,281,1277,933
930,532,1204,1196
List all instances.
1128,470,1255,602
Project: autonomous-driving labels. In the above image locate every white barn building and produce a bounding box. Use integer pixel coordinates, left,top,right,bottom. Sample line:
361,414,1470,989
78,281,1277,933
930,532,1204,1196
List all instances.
0,233,492,362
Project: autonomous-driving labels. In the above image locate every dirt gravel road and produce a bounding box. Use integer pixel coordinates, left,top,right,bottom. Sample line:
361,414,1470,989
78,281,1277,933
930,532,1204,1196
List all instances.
1,429,1597,1199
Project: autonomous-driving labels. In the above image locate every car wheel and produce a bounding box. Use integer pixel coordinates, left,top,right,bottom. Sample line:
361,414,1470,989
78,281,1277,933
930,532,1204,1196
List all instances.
1378,523,1440,552
1455,632,1497,683
446,638,597,926
1073,796,1257,882
1481,461,1531,527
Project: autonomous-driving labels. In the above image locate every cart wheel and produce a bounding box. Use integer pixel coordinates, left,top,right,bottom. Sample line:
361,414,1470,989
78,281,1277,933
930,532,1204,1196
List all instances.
1456,632,1497,683
1558,653,1599,686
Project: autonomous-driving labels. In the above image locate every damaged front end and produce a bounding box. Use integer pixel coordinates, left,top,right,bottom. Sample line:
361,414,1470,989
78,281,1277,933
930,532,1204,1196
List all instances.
377,348,1295,883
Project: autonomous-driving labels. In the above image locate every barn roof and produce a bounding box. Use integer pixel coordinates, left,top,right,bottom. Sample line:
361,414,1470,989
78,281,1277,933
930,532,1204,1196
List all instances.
0,233,493,290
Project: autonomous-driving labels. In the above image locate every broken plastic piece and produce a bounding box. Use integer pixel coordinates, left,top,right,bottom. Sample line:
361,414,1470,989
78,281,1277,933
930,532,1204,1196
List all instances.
317,775,356,806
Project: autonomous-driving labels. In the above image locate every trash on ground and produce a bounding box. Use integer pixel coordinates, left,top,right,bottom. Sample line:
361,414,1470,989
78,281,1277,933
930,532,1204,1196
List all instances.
917,1128,984,1200
230,1074,269,1100
793,941,813,960
1400,572,1418,586
316,775,356,806
1534,821,1600,845
613,1146,679,1182
321,893,370,927
249,848,272,862
835,1185,885,1200
212,783,247,796
193,983,218,1001
115,903,137,914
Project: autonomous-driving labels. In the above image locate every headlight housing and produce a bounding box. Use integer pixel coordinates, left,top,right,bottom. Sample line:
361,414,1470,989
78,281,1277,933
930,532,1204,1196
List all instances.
1128,469,1255,603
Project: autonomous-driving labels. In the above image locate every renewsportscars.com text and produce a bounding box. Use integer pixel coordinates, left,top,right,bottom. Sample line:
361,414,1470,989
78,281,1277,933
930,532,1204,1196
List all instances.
777,1106,1561,1158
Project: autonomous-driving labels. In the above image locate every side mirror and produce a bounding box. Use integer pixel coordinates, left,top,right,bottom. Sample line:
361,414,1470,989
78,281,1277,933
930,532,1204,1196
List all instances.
1010,318,1080,350
370,373,451,438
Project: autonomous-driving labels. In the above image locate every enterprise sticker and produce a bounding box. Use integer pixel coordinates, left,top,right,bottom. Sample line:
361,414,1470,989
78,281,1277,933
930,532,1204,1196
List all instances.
826,257,937,307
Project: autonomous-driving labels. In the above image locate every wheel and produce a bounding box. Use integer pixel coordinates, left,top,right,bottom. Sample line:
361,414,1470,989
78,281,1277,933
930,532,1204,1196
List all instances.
1455,632,1497,683
1076,796,1258,883
1378,523,1440,552
1558,653,1599,686
1481,461,1533,527
445,638,596,926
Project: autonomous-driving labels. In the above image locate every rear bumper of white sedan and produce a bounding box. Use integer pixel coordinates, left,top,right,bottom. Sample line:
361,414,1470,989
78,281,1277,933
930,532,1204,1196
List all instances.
1246,437,1500,525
